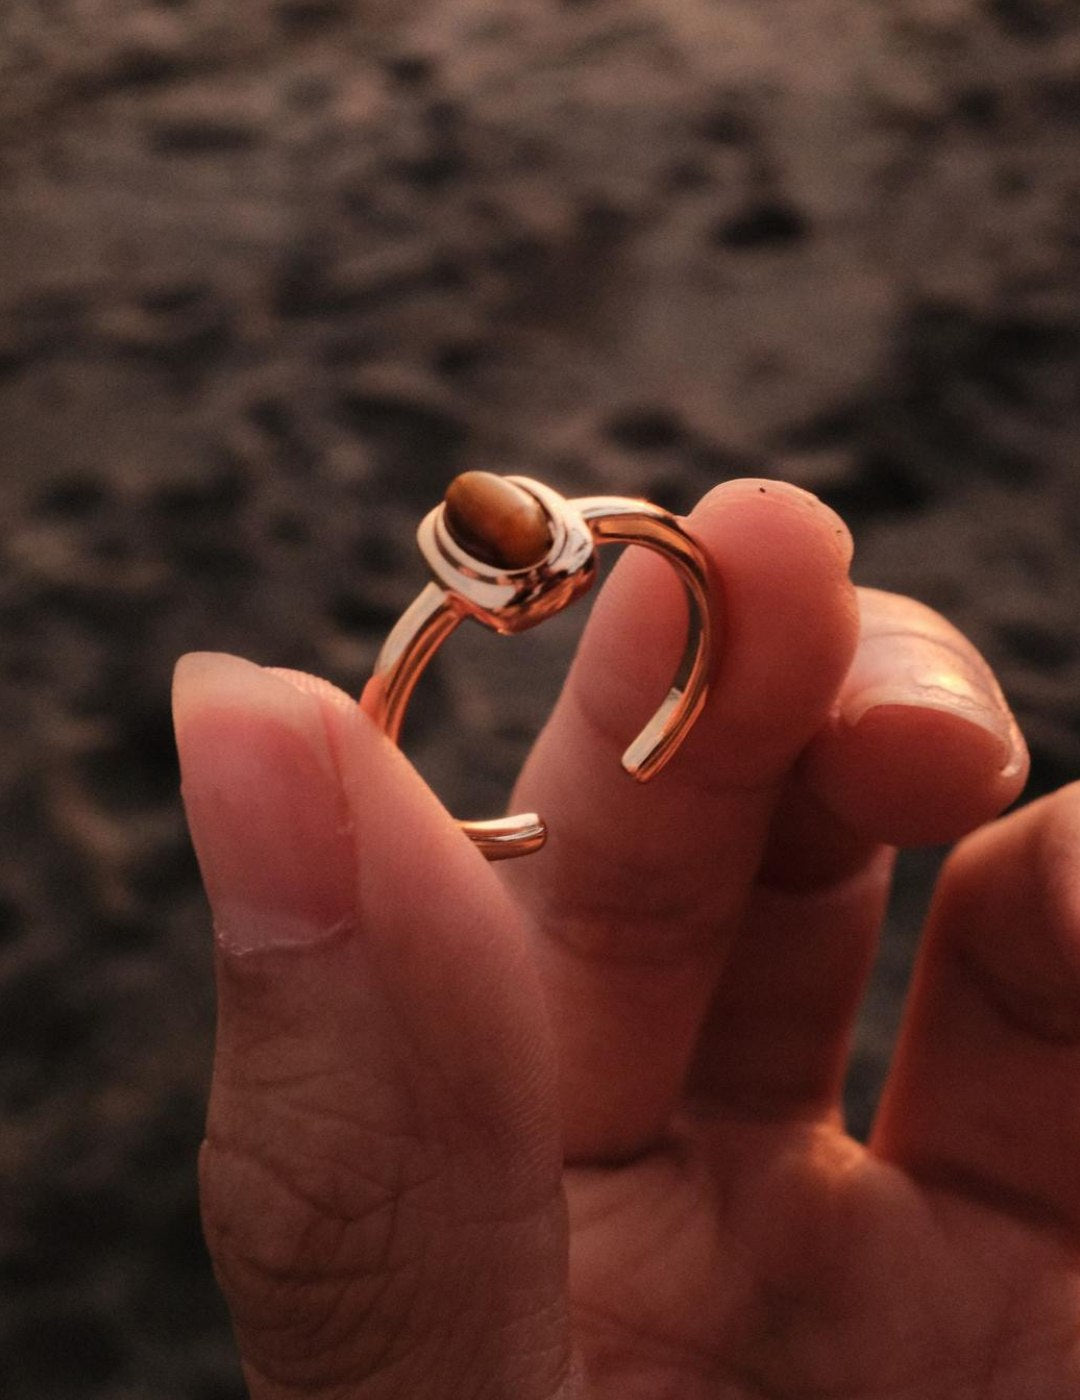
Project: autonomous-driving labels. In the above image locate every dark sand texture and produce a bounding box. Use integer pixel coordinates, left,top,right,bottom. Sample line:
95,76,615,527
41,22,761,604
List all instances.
0,2,1078,1396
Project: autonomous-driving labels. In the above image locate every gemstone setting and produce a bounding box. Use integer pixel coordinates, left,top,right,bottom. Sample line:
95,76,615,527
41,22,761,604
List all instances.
443,471,553,570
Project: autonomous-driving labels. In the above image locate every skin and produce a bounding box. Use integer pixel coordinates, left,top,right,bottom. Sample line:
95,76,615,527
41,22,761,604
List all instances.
172,479,1080,1400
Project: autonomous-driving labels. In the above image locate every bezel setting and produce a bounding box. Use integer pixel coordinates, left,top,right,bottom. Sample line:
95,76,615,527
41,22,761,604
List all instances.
418,476,597,633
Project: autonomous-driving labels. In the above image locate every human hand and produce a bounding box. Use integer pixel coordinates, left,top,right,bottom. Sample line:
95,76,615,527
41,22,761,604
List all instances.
173,479,1080,1399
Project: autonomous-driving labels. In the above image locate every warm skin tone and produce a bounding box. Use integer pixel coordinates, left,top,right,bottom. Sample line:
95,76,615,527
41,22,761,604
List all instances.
173,479,1080,1400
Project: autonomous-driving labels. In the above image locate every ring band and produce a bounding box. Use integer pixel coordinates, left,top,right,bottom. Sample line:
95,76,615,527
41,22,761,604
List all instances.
362,473,716,860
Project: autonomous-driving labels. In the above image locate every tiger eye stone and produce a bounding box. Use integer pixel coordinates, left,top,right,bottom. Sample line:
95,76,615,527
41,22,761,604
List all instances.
443,472,552,569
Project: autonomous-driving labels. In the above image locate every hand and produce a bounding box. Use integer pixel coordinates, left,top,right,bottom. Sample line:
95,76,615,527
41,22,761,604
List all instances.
173,479,1080,1400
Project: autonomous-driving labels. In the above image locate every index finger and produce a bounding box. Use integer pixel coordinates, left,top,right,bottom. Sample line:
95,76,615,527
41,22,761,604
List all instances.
502,478,859,1161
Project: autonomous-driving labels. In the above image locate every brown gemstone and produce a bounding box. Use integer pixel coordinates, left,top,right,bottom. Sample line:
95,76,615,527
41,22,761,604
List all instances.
443,472,552,569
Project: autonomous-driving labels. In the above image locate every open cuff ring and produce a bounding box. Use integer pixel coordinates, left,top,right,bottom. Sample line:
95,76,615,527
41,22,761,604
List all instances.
362,472,716,860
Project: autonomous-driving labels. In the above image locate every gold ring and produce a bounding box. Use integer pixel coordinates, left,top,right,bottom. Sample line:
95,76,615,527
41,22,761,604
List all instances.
362,473,716,860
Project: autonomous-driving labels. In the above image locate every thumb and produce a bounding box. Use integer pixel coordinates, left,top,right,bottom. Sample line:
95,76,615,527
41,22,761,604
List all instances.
173,653,575,1400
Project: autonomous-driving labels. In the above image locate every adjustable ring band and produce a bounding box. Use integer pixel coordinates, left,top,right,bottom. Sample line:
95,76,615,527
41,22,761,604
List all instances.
361,473,716,860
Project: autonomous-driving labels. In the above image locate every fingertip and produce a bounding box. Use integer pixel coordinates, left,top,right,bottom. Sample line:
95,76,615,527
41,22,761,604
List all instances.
798,590,1029,848
265,665,360,716
172,652,357,958
172,650,264,729
690,477,860,780
944,779,1080,981
172,651,339,785
804,702,1029,848
872,780,1080,1234
693,476,855,572
568,475,860,793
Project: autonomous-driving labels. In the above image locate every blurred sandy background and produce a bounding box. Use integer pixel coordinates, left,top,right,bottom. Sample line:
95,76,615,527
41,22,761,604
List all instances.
1,2,1078,1395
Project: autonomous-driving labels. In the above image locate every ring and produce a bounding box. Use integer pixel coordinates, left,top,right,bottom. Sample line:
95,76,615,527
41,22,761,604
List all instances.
362,472,716,860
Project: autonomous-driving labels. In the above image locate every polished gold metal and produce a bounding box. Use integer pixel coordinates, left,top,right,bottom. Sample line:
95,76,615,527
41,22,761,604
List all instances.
362,474,715,860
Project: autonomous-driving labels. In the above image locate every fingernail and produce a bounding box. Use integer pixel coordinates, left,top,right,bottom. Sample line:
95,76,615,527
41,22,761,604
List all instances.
841,633,1020,770
173,653,356,956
